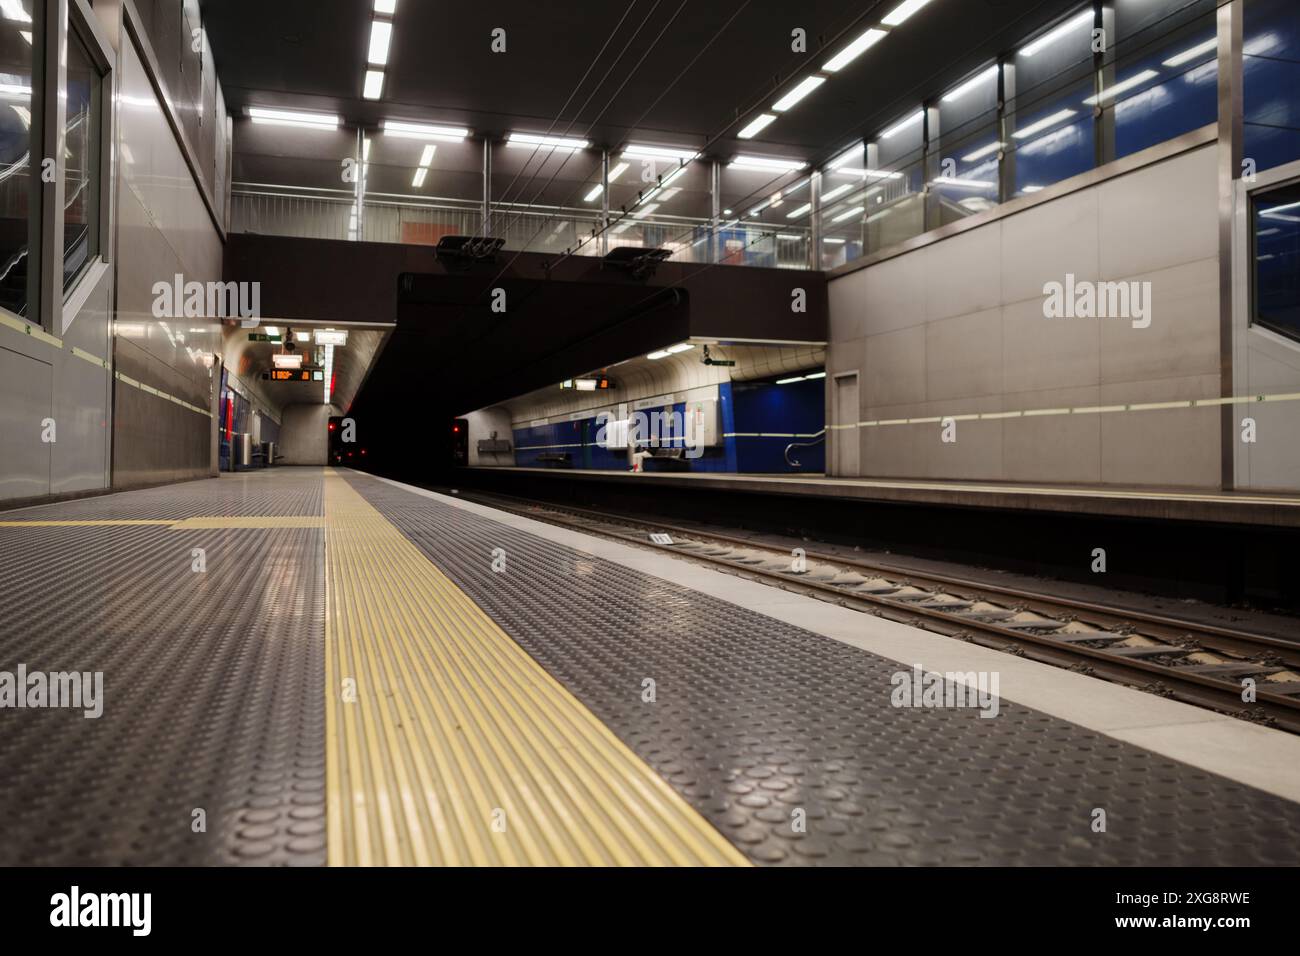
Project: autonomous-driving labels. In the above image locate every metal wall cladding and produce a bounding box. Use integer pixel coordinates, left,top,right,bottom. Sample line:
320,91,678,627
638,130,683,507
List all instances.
112,34,223,487
0,347,53,500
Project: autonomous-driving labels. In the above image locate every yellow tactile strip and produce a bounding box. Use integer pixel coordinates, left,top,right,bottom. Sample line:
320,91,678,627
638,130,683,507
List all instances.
322,472,747,866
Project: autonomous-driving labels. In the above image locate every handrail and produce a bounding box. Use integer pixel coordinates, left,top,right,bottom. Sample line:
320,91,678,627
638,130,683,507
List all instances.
784,429,825,468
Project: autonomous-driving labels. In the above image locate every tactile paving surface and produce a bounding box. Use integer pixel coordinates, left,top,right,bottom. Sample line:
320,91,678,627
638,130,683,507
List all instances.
0,471,325,865
349,474,1300,867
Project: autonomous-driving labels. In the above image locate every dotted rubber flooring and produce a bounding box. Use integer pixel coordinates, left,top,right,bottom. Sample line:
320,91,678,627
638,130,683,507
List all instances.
0,471,325,865
348,474,1300,867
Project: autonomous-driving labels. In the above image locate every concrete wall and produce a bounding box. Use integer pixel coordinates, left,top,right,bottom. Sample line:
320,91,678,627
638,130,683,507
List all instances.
825,143,1223,488
278,403,330,465
465,407,515,467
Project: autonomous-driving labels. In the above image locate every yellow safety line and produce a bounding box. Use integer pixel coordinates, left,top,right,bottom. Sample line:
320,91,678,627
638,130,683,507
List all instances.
170,516,326,529
322,471,747,867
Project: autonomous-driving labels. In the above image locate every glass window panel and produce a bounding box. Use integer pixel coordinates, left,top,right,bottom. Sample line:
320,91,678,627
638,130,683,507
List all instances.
1244,0,1300,173
0,0,37,316
64,24,101,289
1252,181,1300,342
491,141,602,255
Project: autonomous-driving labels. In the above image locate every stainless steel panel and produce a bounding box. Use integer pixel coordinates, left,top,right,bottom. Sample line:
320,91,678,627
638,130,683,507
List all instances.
0,347,53,501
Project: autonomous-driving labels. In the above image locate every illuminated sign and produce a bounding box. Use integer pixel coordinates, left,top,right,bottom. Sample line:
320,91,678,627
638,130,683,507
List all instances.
272,353,304,369
268,369,325,382
314,329,348,346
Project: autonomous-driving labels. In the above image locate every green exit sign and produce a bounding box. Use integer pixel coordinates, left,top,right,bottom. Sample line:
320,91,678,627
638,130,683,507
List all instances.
248,333,282,343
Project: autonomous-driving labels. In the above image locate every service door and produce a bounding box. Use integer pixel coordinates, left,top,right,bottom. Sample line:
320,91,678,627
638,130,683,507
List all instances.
833,372,859,477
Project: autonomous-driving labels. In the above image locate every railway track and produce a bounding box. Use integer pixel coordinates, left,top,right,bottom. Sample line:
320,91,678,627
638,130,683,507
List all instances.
455,487,1300,734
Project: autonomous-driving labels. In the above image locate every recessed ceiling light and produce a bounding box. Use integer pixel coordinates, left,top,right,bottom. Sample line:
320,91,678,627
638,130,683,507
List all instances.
820,183,853,203
737,113,777,139
374,0,397,12
882,0,935,27
822,28,886,73
507,132,589,150
622,144,699,161
831,205,864,222
412,167,428,187
363,70,384,100
247,107,339,129
418,144,436,166
383,120,469,141
728,155,807,171
773,75,826,112
368,19,392,66
785,203,812,219
961,141,1003,162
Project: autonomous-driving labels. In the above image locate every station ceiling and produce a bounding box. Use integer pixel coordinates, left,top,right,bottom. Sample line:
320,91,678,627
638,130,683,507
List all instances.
201,0,1080,168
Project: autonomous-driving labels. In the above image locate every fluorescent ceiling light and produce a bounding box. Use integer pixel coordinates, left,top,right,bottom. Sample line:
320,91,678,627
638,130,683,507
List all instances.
295,331,311,342
368,18,393,65
315,329,348,346
248,107,339,129
412,167,427,187
383,120,469,141
823,237,846,244
776,376,805,385
776,234,802,240
866,209,892,224
737,113,777,139
831,205,864,222
961,141,1003,162
880,110,923,139
821,183,853,203
1261,200,1300,217
507,132,589,150
1,0,32,23
728,155,807,171
583,183,603,202
1162,38,1217,67
943,65,999,102
20,30,31,43
0,82,30,99
622,144,699,161
1020,184,1045,193
363,70,384,100
632,203,661,219
1012,108,1077,139
1256,228,1280,236
374,0,397,12
263,327,280,336
773,75,826,112
1021,10,1093,57
666,343,694,354
418,144,436,166
882,0,934,26
822,28,886,73
785,203,812,219
1083,69,1160,105
805,372,827,379
647,349,671,360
